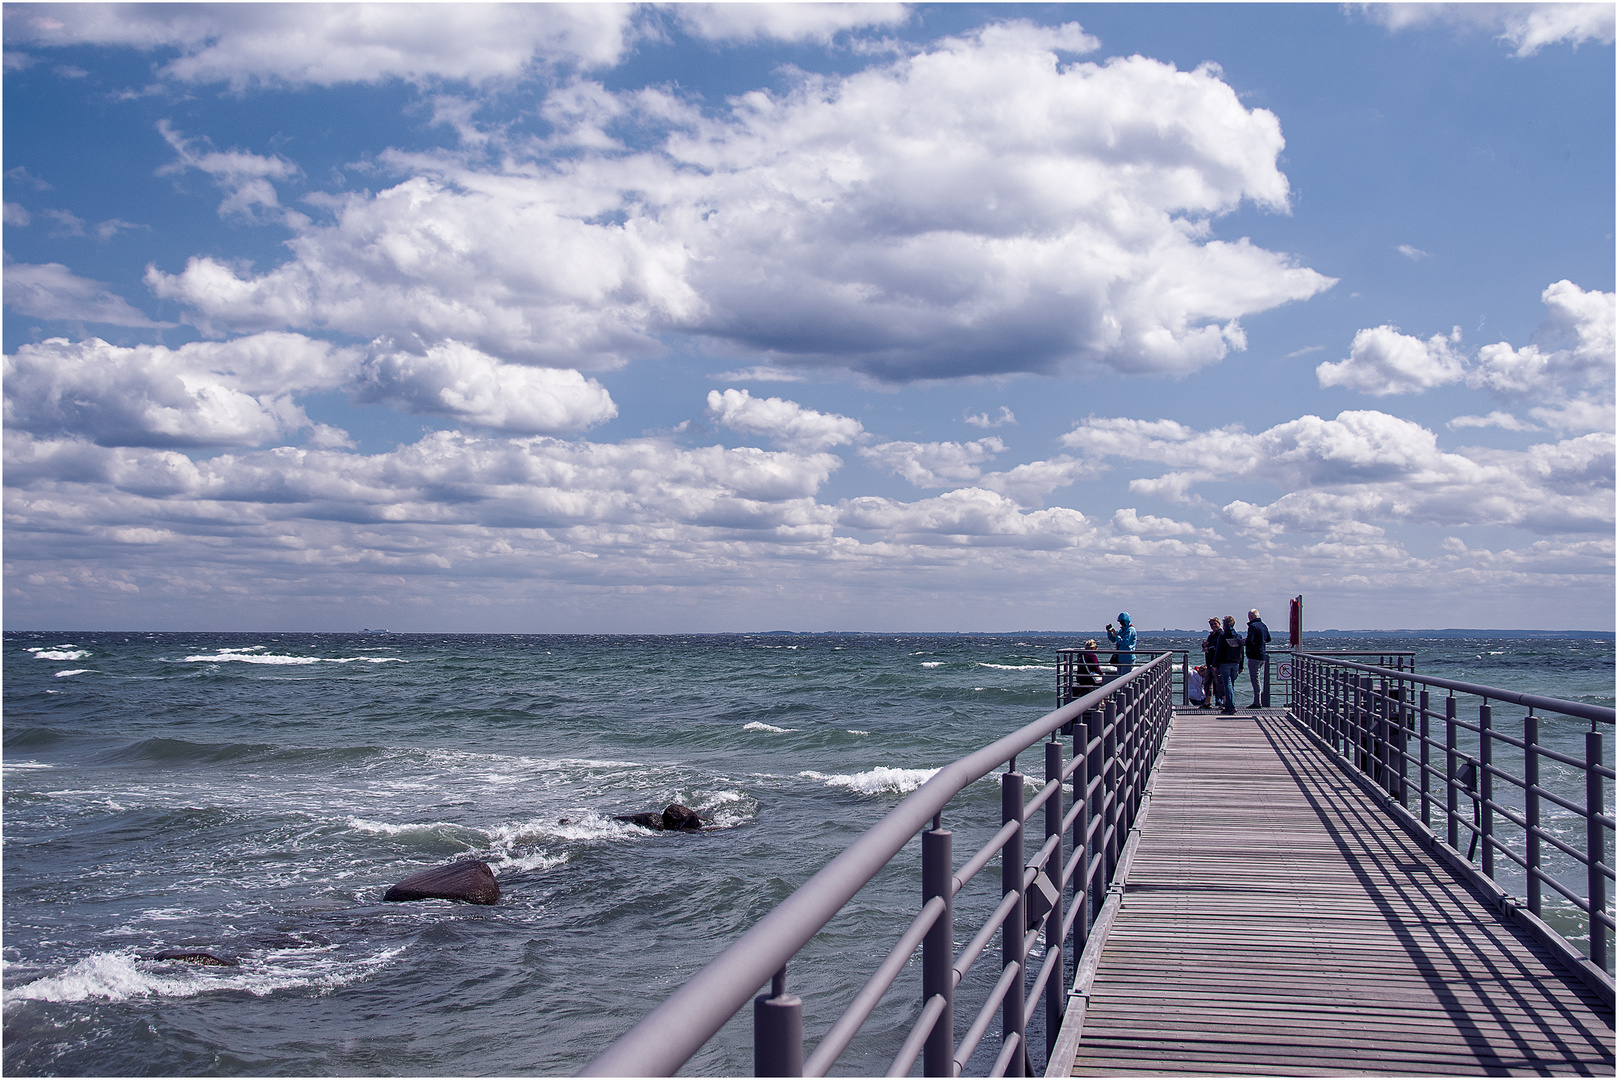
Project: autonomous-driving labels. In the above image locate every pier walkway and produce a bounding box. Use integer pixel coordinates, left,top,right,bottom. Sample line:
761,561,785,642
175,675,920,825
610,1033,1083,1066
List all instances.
1062,707,1615,1076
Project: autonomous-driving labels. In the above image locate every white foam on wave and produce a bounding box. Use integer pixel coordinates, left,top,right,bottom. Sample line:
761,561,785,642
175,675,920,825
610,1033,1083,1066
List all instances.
344,816,465,837
920,661,945,668
847,729,871,736
180,651,405,666
3,761,53,771
743,721,793,734
977,663,1045,671
801,766,940,796
27,647,88,661
55,669,90,677
4,944,405,1005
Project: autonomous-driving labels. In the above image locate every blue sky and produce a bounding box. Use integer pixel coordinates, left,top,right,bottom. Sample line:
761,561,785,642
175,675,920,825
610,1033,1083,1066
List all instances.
3,2,1613,632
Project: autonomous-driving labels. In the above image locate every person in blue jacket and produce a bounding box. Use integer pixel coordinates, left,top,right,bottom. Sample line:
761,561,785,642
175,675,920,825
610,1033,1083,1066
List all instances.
1106,612,1137,674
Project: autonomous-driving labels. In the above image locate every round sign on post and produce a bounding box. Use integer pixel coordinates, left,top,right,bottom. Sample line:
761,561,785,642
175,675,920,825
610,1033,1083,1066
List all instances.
1278,661,1293,681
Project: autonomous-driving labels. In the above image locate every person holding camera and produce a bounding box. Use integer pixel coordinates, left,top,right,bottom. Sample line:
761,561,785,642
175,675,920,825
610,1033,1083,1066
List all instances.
1106,612,1137,675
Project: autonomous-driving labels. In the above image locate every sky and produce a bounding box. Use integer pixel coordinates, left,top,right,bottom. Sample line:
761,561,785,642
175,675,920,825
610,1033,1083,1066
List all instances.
2,2,1614,633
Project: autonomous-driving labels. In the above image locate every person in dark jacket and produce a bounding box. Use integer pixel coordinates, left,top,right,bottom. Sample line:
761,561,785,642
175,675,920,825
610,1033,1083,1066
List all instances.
1215,615,1244,715
1245,608,1272,707
1202,617,1223,707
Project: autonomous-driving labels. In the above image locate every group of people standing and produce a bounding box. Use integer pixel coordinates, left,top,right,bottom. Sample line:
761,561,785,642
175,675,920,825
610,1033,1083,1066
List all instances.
1070,610,1274,715
1188,609,1271,714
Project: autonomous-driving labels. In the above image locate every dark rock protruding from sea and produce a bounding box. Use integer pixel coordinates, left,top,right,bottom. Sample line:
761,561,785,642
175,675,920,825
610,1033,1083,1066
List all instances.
383,859,500,904
615,803,707,831
152,949,236,967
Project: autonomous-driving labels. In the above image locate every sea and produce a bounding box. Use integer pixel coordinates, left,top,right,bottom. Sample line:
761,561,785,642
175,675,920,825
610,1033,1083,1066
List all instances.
3,631,1612,1076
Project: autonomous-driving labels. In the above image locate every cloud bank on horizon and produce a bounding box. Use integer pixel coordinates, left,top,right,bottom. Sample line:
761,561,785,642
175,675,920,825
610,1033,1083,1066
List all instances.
3,3,1613,631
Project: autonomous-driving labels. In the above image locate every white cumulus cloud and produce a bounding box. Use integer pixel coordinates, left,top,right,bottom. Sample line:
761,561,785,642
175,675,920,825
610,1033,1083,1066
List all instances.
358,340,617,433
859,438,1006,487
1317,325,1465,395
1364,3,1616,56
706,388,863,451
5,4,643,86
4,333,358,448
142,23,1332,383
672,3,912,44
4,262,173,327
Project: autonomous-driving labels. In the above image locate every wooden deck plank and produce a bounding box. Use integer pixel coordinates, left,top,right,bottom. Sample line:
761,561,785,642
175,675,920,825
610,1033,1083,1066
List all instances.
1067,709,1614,1077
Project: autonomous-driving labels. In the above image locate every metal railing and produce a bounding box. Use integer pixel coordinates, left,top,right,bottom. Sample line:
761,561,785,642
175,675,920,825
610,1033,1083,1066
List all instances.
583,654,1175,1077
1290,653,1615,999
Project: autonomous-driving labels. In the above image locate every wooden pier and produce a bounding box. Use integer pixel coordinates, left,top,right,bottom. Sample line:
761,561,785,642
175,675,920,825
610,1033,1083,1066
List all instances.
1058,707,1615,1076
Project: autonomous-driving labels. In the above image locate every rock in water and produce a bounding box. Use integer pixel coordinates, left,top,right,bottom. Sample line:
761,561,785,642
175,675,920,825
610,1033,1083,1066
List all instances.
661,803,704,831
152,949,236,967
383,858,499,904
614,811,666,830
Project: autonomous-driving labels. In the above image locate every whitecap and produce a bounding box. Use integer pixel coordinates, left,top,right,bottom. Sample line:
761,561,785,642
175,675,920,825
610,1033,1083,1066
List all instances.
743,721,792,734
847,730,871,736
344,816,464,837
55,669,90,678
977,663,1045,671
27,648,88,661
921,661,945,668
180,652,404,666
5,945,404,1004
801,766,940,796
2,761,53,771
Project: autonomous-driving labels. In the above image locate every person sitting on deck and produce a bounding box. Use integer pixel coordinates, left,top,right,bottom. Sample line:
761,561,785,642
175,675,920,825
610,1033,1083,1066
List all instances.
1188,664,1211,708
1076,639,1102,685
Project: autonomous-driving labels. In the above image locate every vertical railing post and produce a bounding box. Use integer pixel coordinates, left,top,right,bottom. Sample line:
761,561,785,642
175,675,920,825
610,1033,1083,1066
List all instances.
1445,695,1460,850
754,966,803,1077
1524,713,1541,917
1102,697,1120,882
922,822,954,1078
1587,729,1607,971
1479,703,1494,880
1073,713,1092,949
1262,654,1272,709
1001,768,1026,1074
1393,682,1408,807
1044,738,1065,1063
1419,689,1431,828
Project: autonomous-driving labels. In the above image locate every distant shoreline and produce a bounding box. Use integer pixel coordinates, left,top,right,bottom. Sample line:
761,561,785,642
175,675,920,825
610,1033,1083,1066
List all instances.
4,628,1613,639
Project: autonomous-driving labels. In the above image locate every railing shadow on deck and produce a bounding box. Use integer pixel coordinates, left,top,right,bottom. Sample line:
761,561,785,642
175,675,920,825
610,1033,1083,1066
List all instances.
1258,716,1613,1066
1288,654,1616,1008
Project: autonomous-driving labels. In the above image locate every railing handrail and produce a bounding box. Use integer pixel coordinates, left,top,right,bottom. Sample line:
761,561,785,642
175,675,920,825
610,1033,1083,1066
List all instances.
1300,652,1615,726
582,655,1173,1077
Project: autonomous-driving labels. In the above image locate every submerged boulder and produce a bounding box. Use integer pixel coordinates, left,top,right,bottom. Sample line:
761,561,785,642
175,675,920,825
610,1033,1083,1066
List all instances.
152,949,236,967
614,803,708,832
383,858,500,905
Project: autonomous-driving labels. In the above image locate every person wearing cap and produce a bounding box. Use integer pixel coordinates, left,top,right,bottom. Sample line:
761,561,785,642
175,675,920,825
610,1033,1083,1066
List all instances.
1105,612,1137,675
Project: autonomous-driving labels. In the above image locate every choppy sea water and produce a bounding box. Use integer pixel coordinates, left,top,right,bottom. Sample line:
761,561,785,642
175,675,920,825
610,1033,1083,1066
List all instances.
3,631,1612,1076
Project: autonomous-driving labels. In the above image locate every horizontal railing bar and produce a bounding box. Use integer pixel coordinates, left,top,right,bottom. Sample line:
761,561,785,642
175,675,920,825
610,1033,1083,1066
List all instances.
803,895,945,1076
953,819,1022,897
953,961,1021,1073
1531,865,1595,914
1302,653,1616,725
1061,797,1082,835
1027,831,1060,876
1024,776,1061,820
987,1030,1021,1078
954,888,1021,987
884,993,944,1079
1024,947,1060,1029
